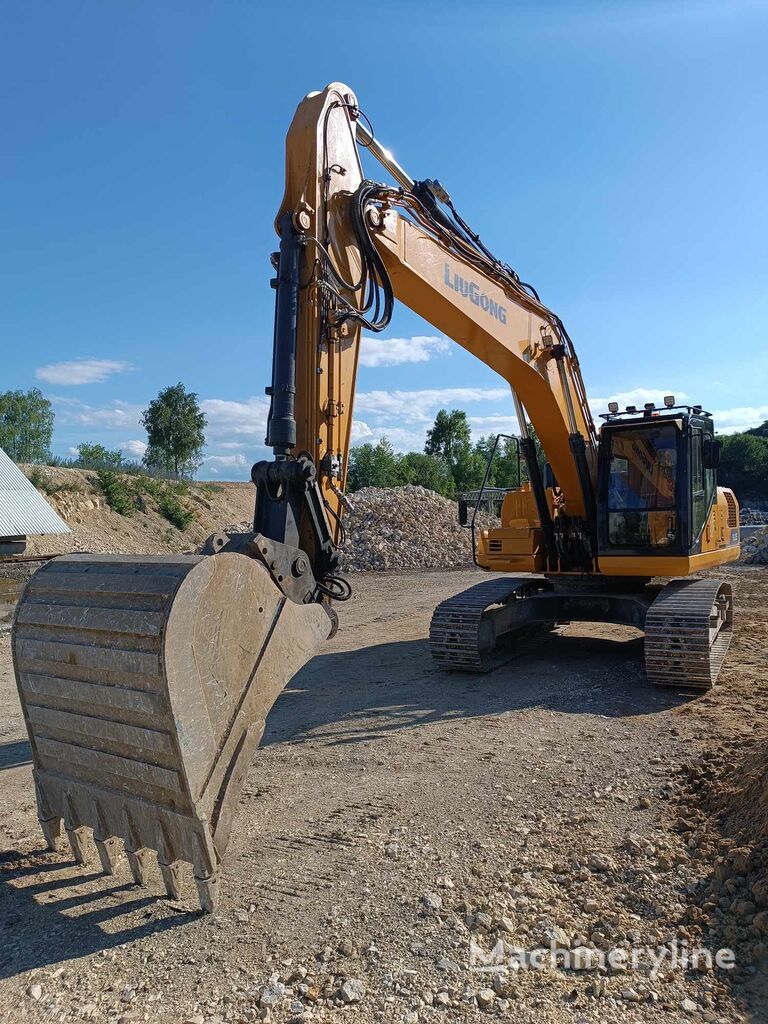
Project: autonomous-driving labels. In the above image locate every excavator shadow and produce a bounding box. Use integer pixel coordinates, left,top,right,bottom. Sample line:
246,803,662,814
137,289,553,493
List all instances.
0,849,192,978
263,630,697,750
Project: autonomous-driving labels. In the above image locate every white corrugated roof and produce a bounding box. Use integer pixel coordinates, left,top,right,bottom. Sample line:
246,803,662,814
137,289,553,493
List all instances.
0,449,71,537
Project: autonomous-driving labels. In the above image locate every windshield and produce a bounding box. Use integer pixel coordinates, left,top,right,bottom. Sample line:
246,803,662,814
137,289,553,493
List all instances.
607,424,678,548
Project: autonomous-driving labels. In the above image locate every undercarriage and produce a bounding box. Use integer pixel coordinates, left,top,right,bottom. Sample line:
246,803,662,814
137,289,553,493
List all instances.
429,574,733,689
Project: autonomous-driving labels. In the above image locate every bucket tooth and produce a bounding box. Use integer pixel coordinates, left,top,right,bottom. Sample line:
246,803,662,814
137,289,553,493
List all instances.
63,792,90,865
195,870,221,913
156,822,183,899
159,859,183,900
94,835,121,875
93,801,121,874
11,552,334,910
39,815,62,852
126,847,152,887
35,777,62,851
65,825,90,865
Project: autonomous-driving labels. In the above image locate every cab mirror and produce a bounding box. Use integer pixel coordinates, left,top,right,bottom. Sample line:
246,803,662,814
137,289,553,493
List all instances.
703,438,721,469
458,497,469,527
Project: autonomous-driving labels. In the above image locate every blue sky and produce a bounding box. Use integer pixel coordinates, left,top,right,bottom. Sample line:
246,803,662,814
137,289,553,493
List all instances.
2,0,767,478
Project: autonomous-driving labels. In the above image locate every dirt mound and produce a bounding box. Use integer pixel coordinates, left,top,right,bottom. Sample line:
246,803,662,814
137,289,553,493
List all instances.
340,484,492,572
8,470,493,577
16,465,253,559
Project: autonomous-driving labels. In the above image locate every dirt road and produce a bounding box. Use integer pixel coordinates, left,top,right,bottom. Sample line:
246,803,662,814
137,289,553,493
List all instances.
0,566,765,1023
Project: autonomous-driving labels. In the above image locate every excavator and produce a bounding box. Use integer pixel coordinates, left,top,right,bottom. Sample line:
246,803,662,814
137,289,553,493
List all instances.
11,84,740,912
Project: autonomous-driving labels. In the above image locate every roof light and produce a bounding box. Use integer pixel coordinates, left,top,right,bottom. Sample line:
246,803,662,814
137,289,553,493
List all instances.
664,395,675,408
644,402,655,411
626,405,637,414
608,401,619,414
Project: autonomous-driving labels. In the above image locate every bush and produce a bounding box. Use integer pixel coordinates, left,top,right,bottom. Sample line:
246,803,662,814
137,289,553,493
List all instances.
25,466,47,491
76,443,124,470
158,490,195,530
24,467,82,496
96,470,135,516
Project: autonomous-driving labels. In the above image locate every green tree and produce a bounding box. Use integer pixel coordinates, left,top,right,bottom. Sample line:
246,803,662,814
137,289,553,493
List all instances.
76,442,123,469
425,409,472,468
474,434,524,489
347,438,403,490
0,388,54,463
141,383,206,478
398,451,454,495
719,432,768,498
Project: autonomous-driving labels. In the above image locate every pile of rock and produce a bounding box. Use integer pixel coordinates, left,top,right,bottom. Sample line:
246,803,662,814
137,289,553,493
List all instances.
741,507,768,525
739,525,768,564
339,485,494,572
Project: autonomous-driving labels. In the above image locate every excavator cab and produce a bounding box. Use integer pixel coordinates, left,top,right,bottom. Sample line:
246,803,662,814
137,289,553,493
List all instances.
596,402,733,568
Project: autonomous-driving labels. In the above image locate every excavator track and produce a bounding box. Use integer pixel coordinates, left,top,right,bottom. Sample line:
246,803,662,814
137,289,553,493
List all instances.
429,576,552,673
12,553,332,911
644,578,733,690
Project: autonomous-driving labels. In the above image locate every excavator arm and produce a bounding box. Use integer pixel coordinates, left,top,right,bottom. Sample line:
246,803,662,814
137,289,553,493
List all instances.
256,83,600,588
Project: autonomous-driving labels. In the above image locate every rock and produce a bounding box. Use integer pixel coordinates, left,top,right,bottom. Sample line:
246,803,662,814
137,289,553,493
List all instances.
638,795,652,809
422,892,442,912
433,992,451,1009
404,1013,418,1024
570,947,597,970
533,920,570,948
27,984,42,1000
385,842,401,859
340,486,496,572
183,1017,205,1024
476,989,495,1010
682,996,698,1014
624,833,646,856
435,957,460,973
497,917,515,934
491,972,508,996
337,937,355,956
621,987,642,1002
340,979,366,1004
753,910,768,934
587,852,615,873
259,981,286,1008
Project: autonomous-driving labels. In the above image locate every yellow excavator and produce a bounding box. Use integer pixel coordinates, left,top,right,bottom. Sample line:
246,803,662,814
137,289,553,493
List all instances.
12,84,740,912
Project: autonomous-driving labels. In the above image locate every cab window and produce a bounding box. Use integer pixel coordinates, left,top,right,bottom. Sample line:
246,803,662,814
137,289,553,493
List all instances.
606,425,678,548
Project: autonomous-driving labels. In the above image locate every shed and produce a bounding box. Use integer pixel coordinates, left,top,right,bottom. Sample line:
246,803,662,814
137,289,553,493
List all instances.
0,449,70,554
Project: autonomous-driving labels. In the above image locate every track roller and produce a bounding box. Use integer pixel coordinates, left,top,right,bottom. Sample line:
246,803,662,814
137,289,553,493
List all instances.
644,578,733,690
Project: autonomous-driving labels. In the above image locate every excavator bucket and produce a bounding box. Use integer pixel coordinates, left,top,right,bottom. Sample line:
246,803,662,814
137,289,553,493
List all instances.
11,552,332,912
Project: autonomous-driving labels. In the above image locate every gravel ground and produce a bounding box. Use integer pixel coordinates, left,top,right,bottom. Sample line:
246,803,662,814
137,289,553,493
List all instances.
0,564,766,1022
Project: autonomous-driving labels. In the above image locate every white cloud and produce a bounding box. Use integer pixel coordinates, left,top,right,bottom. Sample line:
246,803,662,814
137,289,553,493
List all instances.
712,406,768,434
356,386,509,423
204,453,248,467
349,421,429,451
52,396,144,430
36,359,134,386
468,414,521,436
200,397,270,442
121,439,147,458
588,388,690,420
359,335,451,368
